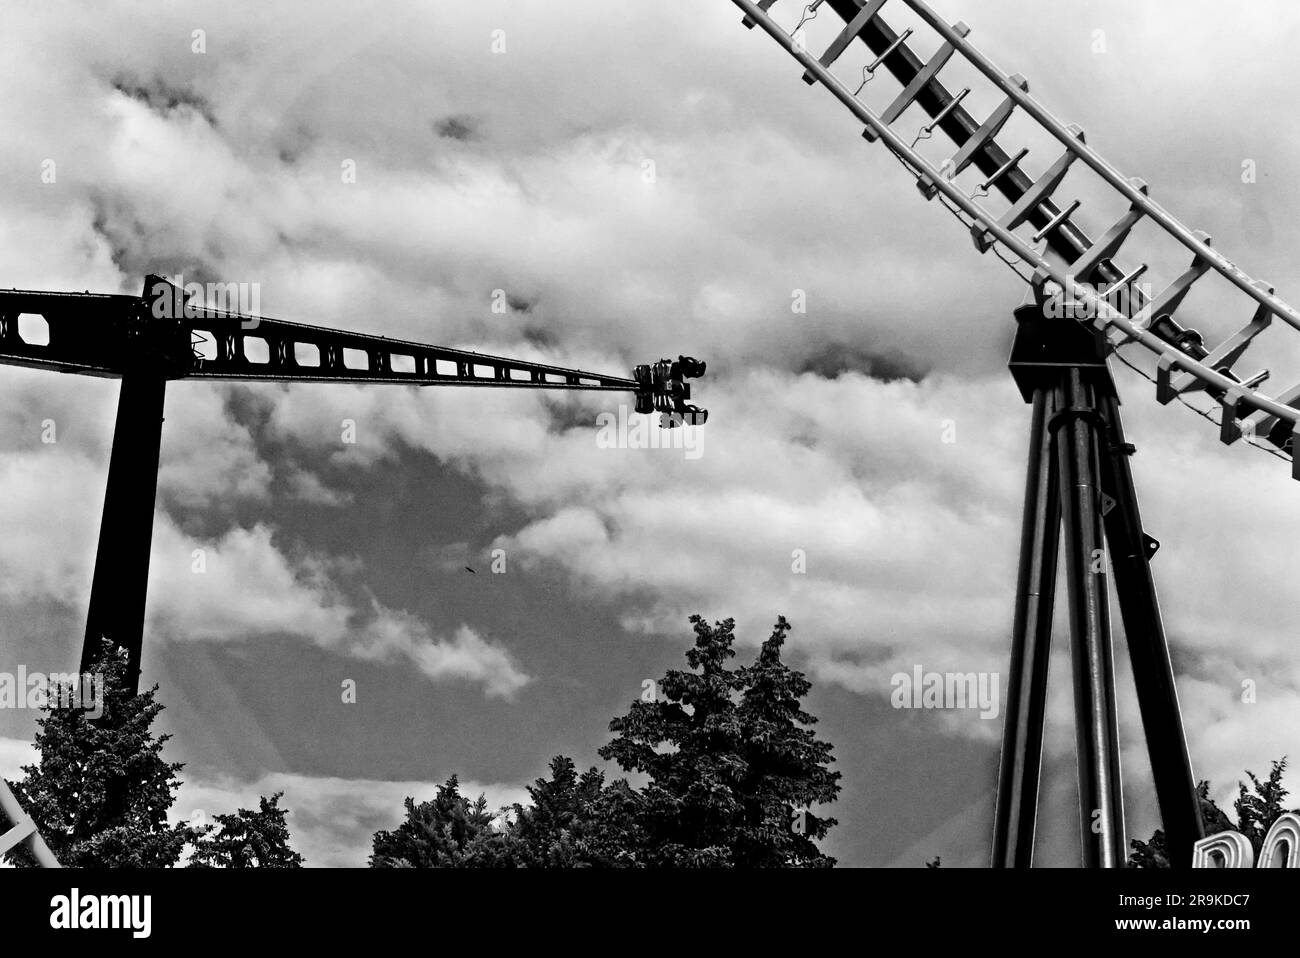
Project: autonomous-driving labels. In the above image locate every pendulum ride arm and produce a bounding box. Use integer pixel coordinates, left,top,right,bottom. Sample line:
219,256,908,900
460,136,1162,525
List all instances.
0,275,708,692
0,276,706,416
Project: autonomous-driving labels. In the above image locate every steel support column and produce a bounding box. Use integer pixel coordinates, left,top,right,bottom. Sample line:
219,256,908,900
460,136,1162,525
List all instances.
1055,369,1126,867
992,386,1061,867
1097,391,1205,867
81,373,167,694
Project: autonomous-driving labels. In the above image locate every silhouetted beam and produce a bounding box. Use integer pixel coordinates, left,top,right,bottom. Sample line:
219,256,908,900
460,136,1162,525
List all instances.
180,314,636,389
0,287,637,390
1,279,690,695
81,373,165,689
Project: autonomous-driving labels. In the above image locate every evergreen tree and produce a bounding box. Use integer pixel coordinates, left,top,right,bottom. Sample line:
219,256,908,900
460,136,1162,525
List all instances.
598,614,840,866
368,614,842,868
1233,758,1293,854
189,792,305,868
733,615,840,865
503,757,646,867
369,775,503,867
3,640,193,867
504,756,599,867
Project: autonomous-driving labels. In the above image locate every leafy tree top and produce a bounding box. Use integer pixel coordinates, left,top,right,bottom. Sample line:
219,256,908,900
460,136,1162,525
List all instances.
598,614,841,867
370,775,501,867
368,614,843,868
4,639,191,868
1129,757,1296,868
189,792,304,868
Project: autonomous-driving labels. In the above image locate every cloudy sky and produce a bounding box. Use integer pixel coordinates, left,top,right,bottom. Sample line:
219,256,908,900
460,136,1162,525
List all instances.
2,0,1300,867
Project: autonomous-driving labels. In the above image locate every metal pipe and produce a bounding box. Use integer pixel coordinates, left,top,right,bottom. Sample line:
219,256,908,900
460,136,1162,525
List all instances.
1033,200,1082,244
992,386,1061,867
979,147,1029,194
921,86,970,135
1055,370,1127,867
1097,390,1205,867
861,28,914,80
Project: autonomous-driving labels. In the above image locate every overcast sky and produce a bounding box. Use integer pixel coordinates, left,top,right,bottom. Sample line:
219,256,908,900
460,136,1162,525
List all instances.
3,0,1300,867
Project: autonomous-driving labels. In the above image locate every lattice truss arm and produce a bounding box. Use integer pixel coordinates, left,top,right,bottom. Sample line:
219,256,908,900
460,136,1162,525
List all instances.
737,0,1300,476
0,277,707,424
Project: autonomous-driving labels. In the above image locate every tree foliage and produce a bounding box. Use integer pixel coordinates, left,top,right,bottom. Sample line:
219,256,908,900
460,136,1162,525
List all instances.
1128,758,1296,867
370,614,842,867
501,757,645,867
3,641,192,867
599,614,840,866
2,639,304,868
190,792,304,868
369,775,503,867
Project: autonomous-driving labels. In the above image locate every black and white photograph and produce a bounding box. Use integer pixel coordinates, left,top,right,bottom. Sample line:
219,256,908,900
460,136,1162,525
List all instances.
0,0,1295,941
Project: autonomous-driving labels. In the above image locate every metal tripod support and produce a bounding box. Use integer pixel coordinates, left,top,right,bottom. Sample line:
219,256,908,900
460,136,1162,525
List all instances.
992,304,1205,868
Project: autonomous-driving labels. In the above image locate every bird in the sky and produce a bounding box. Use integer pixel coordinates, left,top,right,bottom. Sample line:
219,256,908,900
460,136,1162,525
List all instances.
464,566,477,574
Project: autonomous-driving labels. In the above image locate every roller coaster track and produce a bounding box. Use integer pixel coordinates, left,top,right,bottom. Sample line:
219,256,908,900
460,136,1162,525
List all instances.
734,0,1300,477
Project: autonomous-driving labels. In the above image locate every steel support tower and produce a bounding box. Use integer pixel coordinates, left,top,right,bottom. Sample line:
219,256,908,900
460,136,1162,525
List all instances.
995,303,1203,867
728,0,1300,866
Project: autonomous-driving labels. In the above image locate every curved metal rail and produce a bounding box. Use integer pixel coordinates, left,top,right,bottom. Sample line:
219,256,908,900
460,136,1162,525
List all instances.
735,0,1300,477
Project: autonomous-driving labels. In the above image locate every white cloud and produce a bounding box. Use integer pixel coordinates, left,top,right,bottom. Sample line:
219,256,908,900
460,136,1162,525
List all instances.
0,736,39,780
0,431,528,698
157,386,273,508
145,521,530,698
258,369,1023,728
250,350,1300,786
171,767,532,868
